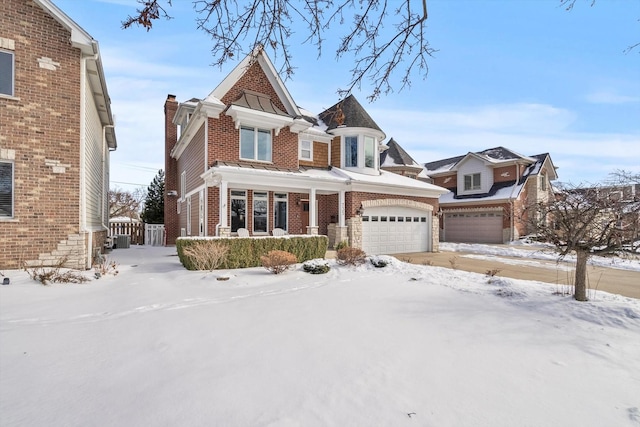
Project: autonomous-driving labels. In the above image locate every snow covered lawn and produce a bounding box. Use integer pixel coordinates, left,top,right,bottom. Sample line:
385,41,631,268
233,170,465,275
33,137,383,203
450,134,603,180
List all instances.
1,246,639,426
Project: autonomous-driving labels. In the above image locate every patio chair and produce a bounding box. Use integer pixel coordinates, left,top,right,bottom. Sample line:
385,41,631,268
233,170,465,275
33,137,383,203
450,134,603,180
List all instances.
272,228,287,237
237,228,250,237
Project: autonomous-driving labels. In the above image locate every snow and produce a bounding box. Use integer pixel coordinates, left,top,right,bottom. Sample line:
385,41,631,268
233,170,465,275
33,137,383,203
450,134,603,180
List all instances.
441,242,640,272
2,245,640,426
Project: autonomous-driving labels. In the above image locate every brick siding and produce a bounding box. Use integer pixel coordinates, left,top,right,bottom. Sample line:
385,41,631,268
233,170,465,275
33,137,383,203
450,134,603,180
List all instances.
1,0,86,269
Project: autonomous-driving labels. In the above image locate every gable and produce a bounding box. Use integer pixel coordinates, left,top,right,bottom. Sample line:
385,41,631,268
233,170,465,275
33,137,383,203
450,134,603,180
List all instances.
220,61,289,113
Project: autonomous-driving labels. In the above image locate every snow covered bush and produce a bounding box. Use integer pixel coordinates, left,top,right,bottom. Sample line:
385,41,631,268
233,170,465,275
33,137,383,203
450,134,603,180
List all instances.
261,250,297,274
302,259,330,274
336,247,366,266
369,256,389,268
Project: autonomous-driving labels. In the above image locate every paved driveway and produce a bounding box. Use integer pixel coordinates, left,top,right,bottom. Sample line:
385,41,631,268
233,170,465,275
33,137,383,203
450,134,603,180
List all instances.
390,248,640,300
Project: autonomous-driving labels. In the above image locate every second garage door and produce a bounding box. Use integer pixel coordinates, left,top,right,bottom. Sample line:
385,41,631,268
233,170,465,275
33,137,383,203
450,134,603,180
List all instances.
361,206,432,255
444,211,503,243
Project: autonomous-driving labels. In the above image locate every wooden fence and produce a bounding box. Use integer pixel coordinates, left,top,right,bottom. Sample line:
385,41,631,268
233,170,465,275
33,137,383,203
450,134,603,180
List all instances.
109,222,144,245
109,222,166,246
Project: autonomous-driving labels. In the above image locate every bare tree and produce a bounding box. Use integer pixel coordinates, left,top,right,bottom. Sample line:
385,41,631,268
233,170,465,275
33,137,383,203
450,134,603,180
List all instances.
122,0,435,101
524,176,639,301
559,0,639,54
109,187,145,219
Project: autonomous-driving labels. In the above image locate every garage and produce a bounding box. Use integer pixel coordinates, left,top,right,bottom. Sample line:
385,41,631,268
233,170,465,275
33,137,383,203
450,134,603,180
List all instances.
444,211,503,243
361,206,432,255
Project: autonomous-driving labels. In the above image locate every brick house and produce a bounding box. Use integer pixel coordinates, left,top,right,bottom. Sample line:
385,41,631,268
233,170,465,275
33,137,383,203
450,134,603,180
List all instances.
423,147,557,243
0,0,117,269
164,48,448,254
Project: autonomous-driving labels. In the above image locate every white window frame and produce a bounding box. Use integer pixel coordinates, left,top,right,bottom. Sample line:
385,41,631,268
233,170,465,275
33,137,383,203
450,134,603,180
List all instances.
230,190,246,233
540,173,547,191
274,192,288,231
464,173,481,191
364,136,375,168
252,191,269,234
0,50,15,98
180,171,186,200
0,160,14,219
299,139,313,161
240,126,272,162
344,136,359,168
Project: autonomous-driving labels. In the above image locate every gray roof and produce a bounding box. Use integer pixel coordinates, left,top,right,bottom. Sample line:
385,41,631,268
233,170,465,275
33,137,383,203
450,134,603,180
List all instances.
424,146,539,173
380,138,420,167
318,94,383,132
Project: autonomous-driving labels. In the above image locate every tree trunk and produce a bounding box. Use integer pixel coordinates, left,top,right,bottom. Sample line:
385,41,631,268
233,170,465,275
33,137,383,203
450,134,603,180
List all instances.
574,249,589,301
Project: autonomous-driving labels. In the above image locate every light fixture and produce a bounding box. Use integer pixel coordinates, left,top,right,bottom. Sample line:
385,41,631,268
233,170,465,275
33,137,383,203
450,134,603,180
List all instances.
167,190,178,197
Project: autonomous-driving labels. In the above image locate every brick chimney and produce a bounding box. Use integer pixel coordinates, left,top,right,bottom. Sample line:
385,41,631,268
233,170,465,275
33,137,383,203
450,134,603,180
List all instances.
164,94,179,245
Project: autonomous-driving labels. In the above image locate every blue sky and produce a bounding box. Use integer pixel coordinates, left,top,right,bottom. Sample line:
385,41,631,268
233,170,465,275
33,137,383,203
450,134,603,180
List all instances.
54,0,640,191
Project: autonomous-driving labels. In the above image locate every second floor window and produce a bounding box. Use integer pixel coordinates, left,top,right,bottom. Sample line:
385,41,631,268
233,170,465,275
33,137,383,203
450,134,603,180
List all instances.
241,126,272,162
364,136,375,168
464,173,481,191
0,50,15,97
540,173,547,191
299,140,312,161
345,136,358,167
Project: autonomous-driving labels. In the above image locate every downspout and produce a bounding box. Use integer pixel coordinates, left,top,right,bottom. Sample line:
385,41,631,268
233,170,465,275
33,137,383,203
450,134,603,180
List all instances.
101,125,114,230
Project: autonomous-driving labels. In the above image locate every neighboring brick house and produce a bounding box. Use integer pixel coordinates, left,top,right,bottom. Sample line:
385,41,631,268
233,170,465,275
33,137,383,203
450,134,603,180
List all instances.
164,48,448,254
0,0,117,269
423,147,557,243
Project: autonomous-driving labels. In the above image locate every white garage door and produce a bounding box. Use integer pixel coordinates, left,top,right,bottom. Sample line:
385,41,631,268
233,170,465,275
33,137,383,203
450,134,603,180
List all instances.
361,206,431,255
444,211,503,243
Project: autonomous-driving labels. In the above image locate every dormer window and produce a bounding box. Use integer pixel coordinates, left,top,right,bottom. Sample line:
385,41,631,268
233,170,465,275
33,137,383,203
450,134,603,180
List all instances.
464,173,481,191
240,126,272,162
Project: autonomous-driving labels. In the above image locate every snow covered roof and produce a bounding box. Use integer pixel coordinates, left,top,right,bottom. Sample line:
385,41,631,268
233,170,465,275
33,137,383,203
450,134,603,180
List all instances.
380,138,422,168
424,147,546,175
206,162,448,197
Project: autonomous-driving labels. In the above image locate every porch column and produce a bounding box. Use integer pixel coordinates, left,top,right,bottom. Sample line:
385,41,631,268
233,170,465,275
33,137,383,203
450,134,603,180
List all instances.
330,189,348,248
218,180,230,236
307,187,319,235
338,190,346,227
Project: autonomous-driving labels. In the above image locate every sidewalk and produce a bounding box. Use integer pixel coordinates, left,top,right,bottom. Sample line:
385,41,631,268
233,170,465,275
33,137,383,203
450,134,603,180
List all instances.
390,249,640,300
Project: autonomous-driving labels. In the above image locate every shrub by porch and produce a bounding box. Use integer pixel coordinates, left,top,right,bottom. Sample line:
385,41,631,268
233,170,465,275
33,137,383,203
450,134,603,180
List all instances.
176,235,328,270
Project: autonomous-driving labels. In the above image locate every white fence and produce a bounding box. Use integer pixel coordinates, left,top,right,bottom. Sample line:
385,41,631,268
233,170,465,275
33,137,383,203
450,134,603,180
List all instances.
145,224,165,246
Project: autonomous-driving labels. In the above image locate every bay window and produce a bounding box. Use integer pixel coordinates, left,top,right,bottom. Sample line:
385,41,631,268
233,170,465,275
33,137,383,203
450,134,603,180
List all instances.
364,136,375,168
345,136,358,167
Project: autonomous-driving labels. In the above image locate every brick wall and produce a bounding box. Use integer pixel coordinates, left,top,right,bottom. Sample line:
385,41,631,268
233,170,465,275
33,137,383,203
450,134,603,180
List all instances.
0,0,85,269
299,141,329,168
164,95,179,244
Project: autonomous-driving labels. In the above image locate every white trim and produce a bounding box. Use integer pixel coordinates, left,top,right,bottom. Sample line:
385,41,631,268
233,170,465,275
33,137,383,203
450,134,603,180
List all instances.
239,126,272,162
299,139,313,161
